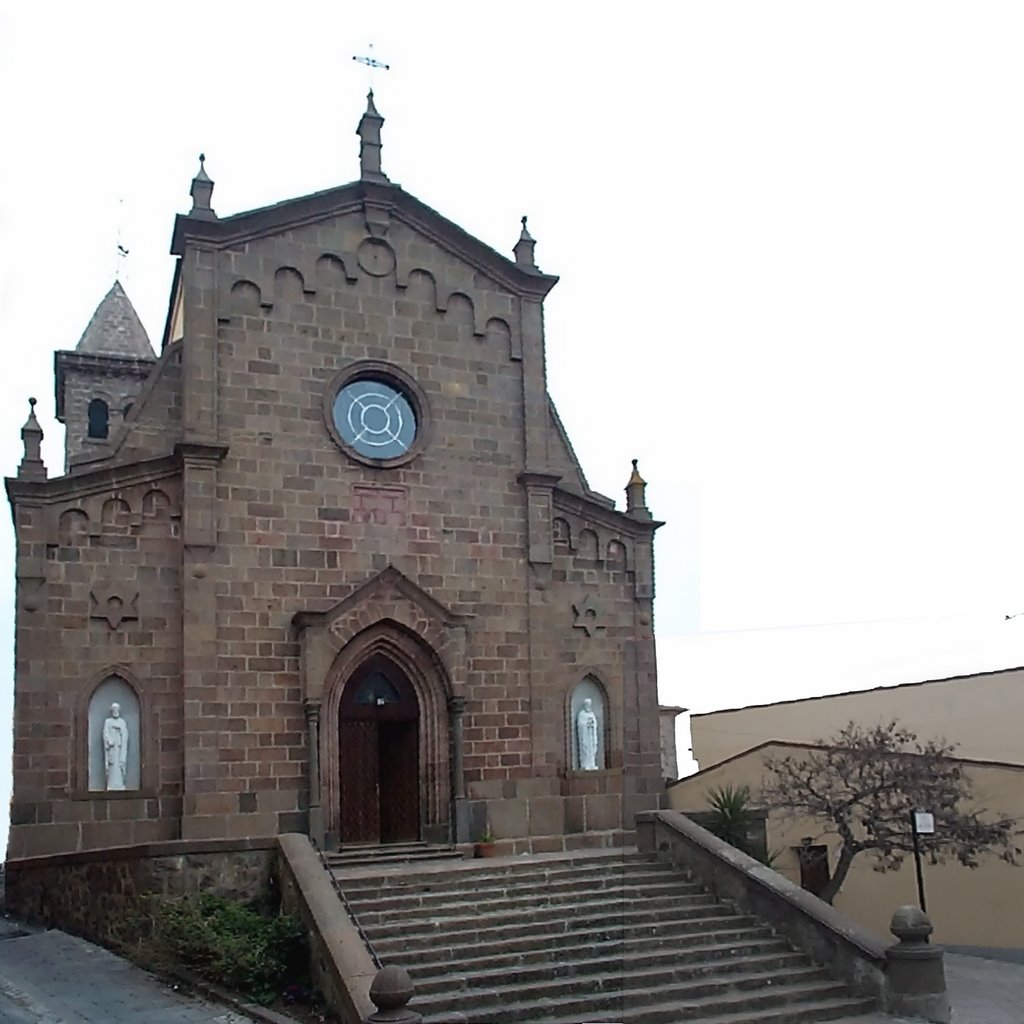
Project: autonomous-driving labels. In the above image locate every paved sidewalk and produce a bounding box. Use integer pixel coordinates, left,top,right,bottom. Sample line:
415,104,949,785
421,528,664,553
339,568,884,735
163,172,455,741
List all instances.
0,927,256,1024
833,951,1024,1024
943,952,1024,1024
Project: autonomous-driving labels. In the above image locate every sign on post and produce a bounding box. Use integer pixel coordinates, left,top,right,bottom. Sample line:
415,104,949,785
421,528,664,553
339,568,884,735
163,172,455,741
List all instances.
913,811,935,835
910,808,935,916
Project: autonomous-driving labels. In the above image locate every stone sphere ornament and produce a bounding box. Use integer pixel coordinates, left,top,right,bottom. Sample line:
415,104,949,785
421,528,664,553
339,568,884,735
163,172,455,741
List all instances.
890,904,934,944
366,965,421,1023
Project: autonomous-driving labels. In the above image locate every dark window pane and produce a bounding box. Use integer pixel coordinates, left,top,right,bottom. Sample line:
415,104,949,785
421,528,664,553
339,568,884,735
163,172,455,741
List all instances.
355,672,402,706
88,399,109,439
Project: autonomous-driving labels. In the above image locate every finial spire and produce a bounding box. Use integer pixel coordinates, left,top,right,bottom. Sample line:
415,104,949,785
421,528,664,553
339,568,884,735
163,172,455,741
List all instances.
357,91,389,183
189,153,217,220
625,458,651,520
513,215,537,268
18,398,47,481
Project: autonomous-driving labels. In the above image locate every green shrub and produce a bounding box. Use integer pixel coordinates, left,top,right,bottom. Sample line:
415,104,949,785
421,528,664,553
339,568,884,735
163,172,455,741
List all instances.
147,893,308,1005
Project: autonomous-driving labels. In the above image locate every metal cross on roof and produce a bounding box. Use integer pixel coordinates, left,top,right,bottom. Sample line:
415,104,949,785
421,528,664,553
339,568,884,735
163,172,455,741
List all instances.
114,198,129,281
352,44,390,89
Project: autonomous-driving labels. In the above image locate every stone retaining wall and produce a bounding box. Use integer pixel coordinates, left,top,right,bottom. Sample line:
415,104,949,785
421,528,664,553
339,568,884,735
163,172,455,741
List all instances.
4,837,277,948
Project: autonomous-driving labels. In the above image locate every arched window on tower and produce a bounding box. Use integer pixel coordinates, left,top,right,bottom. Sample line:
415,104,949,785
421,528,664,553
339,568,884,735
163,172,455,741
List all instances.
87,399,109,440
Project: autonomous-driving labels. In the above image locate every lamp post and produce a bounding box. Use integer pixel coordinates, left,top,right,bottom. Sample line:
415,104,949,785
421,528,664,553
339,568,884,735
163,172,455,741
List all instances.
910,809,935,915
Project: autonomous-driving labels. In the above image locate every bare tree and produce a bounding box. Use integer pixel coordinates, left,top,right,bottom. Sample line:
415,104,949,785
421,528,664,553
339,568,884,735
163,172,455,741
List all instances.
762,721,1019,904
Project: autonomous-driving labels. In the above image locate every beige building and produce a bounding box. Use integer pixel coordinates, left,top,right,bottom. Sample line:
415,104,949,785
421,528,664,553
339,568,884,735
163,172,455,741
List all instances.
675,671,1024,949
669,741,1024,947
690,667,1024,770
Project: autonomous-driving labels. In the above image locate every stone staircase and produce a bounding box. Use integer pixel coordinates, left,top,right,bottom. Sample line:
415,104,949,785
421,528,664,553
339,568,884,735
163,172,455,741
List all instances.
334,847,884,1023
324,841,464,870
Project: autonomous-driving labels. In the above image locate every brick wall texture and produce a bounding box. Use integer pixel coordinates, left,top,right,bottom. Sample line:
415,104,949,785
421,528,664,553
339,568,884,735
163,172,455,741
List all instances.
7,175,664,859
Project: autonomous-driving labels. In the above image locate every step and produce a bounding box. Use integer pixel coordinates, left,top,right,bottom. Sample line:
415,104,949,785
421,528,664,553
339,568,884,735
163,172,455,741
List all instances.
340,865,702,904
334,851,672,893
412,947,811,998
358,901,755,946
400,933,794,984
373,924,782,970
324,842,464,868
366,908,769,957
540,991,879,1024
412,969,861,1021
342,866,696,897
347,880,708,924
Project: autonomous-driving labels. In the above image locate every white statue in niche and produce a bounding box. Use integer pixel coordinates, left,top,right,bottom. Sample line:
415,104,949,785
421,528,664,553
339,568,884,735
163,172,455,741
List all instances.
103,703,130,791
577,698,600,771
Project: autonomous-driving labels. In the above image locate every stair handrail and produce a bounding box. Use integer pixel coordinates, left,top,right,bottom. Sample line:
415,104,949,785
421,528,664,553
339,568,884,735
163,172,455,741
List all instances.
311,838,383,970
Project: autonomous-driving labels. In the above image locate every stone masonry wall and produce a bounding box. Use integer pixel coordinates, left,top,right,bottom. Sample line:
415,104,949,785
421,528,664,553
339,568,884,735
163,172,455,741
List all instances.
169,210,661,842
9,473,184,858
4,839,276,949
9,186,664,857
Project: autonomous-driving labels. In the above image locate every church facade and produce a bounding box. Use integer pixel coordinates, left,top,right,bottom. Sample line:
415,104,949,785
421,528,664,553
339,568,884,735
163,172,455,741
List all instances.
6,97,663,860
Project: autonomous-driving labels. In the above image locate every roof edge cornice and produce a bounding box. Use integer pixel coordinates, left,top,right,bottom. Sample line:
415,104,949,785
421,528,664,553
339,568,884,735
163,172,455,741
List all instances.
171,181,559,300
553,486,664,536
6,453,180,507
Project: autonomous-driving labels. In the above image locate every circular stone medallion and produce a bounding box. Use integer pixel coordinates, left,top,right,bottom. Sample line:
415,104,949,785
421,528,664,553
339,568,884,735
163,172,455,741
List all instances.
357,238,396,277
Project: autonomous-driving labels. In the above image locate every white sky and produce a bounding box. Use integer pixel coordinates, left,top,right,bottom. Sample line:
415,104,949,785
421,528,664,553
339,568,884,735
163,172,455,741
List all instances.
3,0,1024,848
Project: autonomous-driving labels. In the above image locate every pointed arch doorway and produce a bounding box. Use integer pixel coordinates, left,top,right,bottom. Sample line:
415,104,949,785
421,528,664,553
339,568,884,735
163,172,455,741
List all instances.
298,590,464,850
338,654,421,845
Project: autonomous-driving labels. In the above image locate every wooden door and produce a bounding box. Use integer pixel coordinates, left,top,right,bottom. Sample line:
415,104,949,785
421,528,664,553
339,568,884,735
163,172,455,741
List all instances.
338,719,379,843
798,844,831,897
378,720,420,842
338,656,420,845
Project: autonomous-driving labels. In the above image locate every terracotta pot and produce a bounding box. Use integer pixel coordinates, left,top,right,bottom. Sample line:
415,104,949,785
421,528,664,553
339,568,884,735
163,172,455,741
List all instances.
473,842,497,859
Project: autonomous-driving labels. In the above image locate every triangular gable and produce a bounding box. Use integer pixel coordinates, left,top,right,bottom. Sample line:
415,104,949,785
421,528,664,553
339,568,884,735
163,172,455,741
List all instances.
293,565,472,705
172,179,558,302
293,564,470,648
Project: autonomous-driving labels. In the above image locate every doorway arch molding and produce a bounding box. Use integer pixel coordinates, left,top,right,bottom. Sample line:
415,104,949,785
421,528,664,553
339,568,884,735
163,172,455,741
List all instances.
292,566,471,845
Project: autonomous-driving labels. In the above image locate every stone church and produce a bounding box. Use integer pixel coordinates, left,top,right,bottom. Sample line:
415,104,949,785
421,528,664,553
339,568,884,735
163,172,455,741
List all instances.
6,95,664,860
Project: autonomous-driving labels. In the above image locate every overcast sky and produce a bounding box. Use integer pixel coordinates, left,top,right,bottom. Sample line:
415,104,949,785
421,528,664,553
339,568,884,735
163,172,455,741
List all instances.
3,1,1024,848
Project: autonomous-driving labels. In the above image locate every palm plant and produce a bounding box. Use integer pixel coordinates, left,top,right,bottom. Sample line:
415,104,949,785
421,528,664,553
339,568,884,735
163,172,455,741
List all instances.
705,784,757,852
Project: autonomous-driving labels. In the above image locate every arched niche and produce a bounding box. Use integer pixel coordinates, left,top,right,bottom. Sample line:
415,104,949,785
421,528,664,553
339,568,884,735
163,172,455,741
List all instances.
553,517,571,550
607,540,627,570
569,676,608,772
230,279,262,315
58,508,89,545
577,529,599,561
87,676,141,791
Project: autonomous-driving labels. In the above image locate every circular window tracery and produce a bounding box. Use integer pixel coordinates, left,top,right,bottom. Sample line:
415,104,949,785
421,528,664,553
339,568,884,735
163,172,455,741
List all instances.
324,361,429,468
334,379,416,460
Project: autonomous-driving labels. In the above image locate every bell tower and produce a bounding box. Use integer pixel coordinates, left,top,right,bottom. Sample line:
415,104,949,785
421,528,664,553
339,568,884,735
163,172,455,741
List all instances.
54,281,155,471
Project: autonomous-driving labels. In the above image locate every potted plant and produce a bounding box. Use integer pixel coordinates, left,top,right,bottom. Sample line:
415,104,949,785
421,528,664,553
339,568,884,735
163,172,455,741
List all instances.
473,826,497,858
